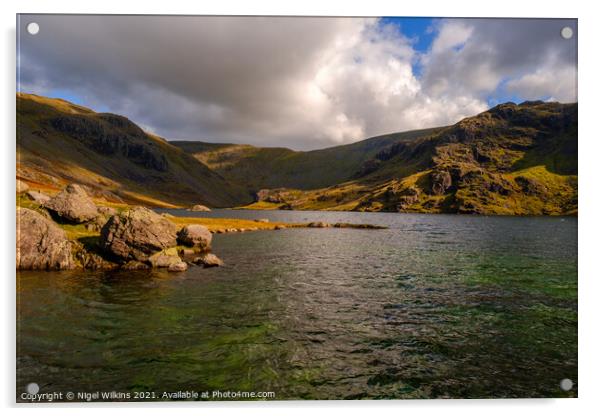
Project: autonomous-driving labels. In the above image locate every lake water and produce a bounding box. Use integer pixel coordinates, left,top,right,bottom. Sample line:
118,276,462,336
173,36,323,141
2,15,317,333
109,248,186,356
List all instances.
17,210,578,400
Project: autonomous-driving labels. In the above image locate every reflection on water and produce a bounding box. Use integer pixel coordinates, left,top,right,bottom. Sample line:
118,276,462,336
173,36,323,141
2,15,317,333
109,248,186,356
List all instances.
17,211,577,399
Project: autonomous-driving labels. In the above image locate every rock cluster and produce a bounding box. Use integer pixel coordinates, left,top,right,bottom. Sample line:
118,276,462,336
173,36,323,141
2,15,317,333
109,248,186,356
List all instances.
16,183,224,272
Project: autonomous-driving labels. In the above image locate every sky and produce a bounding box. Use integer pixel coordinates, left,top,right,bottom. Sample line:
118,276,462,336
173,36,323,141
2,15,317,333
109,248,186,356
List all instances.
18,15,577,150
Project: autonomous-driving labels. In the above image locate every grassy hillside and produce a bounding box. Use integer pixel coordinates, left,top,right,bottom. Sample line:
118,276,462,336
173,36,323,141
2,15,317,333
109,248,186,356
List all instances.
172,127,439,190
17,93,252,207
235,101,578,215
17,94,577,215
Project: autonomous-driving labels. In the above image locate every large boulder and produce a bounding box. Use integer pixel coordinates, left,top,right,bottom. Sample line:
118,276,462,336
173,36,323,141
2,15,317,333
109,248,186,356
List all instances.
100,206,178,262
177,224,212,250
190,204,211,212
17,208,74,270
44,184,98,223
16,179,29,193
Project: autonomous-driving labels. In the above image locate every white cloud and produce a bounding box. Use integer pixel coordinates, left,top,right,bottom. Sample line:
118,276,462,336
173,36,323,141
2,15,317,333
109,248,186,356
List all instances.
506,66,577,102
18,16,577,150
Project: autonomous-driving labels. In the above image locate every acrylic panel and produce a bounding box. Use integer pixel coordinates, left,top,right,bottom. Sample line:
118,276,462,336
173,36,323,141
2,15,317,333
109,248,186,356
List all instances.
16,14,578,402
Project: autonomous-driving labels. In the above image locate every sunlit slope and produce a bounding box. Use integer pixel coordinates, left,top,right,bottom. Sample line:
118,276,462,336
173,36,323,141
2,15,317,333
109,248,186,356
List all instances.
17,93,252,207
235,101,578,215
172,127,440,190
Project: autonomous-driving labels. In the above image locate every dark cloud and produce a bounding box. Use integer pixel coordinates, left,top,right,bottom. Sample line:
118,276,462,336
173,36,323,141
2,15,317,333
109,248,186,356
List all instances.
18,15,577,150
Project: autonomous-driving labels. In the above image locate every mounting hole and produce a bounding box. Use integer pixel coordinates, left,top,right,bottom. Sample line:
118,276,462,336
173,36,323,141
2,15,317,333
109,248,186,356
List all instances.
26,382,39,394
560,26,573,40
560,378,573,391
27,22,40,35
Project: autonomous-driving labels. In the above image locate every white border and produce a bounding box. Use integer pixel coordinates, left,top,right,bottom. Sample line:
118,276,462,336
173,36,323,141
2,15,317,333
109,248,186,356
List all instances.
2,1,600,415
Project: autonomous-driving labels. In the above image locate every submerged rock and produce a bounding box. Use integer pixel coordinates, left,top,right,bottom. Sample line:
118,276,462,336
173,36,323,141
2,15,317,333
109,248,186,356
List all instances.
100,206,178,262
193,253,224,268
26,190,51,205
44,183,98,223
177,224,212,250
17,208,74,270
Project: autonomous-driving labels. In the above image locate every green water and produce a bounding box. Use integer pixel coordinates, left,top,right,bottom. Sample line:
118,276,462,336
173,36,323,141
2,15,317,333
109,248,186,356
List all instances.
17,211,577,400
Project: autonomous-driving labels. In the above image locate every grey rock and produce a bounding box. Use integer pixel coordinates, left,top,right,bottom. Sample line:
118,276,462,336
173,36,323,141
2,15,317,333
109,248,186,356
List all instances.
193,253,224,268
100,206,178,262
17,208,74,270
177,224,212,250
44,184,98,223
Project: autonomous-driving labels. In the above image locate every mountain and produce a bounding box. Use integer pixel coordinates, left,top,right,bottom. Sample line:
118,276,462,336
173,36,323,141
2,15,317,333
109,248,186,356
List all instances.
16,93,252,207
177,101,577,215
17,94,577,215
171,127,439,190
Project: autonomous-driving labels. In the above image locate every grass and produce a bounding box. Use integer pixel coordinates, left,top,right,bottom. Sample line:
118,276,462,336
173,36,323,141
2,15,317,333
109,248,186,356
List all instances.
168,216,303,232
235,201,283,210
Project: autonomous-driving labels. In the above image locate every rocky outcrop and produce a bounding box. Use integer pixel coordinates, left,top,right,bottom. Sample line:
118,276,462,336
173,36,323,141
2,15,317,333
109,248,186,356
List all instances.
16,179,29,193
100,206,178,262
515,176,547,196
177,224,212,250
44,184,98,223
190,204,211,212
255,188,289,203
397,187,420,210
430,170,453,195
17,208,74,270
26,190,51,205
